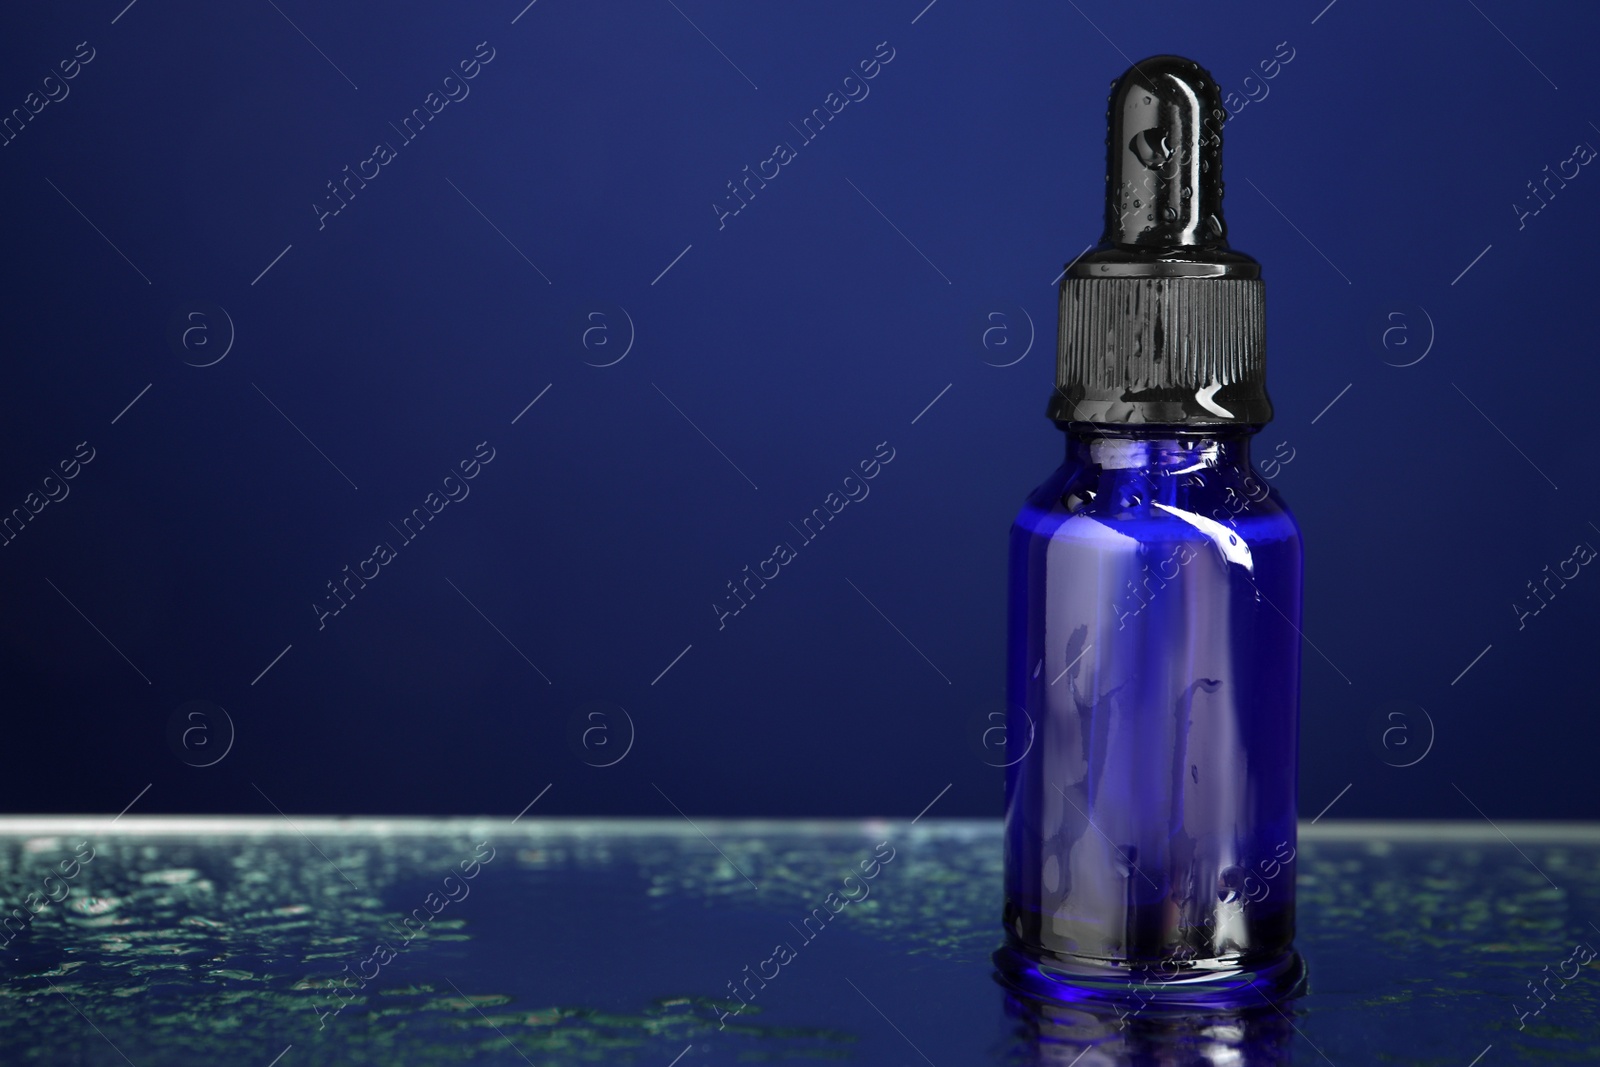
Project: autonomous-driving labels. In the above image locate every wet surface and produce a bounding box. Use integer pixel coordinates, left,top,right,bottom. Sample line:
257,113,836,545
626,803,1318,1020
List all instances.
0,818,1595,1064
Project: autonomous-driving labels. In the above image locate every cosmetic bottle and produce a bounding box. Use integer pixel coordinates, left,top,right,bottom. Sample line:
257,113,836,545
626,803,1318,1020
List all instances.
995,55,1305,1006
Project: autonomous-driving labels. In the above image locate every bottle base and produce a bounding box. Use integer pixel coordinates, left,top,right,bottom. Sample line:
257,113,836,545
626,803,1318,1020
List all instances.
992,941,1307,1012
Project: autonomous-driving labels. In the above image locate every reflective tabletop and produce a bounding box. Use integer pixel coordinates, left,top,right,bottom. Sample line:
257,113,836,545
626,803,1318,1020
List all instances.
0,818,1596,1064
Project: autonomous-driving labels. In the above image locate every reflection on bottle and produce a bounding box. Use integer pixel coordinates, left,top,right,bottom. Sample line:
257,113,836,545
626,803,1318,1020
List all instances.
997,983,1296,1065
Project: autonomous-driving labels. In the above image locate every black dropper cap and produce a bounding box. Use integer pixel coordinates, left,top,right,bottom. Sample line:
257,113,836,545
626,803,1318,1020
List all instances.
1050,56,1272,428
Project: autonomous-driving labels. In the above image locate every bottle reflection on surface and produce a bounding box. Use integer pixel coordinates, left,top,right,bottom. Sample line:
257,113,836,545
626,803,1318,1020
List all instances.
997,984,1296,1066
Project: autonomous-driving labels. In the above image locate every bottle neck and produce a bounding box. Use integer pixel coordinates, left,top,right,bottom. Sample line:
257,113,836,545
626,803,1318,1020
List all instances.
1063,427,1258,474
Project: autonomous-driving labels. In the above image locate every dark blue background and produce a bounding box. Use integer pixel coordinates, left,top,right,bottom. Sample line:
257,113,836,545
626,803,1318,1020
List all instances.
0,0,1593,821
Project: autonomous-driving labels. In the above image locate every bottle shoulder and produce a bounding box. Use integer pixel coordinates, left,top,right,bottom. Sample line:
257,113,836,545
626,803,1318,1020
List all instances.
1013,459,1301,549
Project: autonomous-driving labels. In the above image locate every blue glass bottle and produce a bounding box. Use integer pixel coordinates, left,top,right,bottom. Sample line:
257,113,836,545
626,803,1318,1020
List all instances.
996,56,1305,1006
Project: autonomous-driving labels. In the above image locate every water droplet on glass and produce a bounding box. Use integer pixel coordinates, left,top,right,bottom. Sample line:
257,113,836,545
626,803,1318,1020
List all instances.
68,895,121,917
